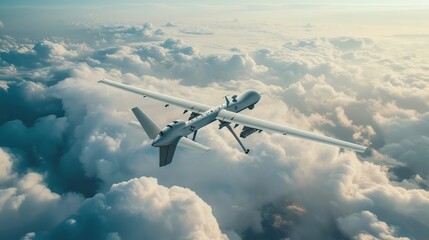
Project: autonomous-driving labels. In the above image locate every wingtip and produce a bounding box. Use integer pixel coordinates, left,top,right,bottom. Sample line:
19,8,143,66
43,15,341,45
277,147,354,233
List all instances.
357,146,369,153
99,79,115,84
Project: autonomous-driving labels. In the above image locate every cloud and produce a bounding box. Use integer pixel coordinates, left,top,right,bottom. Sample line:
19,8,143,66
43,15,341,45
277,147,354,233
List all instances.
329,37,372,51
0,20,3,29
164,22,177,27
80,23,164,47
337,211,409,240
89,37,267,85
0,148,15,184
42,177,227,240
92,46,151,75
0,148,84,240
0,81,64,126
377,112,429,181
33,41,75,60
0,39,89,69
180,28,213,35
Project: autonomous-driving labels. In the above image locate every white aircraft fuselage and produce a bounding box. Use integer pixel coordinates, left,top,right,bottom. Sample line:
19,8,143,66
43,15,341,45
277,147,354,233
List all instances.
152,90,261,147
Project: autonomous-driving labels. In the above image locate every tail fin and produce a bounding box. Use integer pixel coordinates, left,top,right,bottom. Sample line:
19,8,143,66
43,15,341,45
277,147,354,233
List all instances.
131,107,161,139
159,143,177,167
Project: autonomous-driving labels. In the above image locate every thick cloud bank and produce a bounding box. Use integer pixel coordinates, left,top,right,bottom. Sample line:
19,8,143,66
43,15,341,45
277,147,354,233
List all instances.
1,19,429,240
43,177,227,240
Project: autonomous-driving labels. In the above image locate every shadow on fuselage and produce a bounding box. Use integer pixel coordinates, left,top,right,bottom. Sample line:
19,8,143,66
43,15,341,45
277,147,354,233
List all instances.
152,120,186,147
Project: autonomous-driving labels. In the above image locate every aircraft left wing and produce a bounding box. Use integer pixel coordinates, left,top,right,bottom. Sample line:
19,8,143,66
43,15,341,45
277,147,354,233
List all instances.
99,79,211,113
217,109,367,152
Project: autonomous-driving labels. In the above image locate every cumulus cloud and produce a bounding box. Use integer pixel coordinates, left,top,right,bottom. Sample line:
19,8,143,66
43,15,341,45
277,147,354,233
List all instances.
329,37,372,51
0,81,64,126
0,149,84,240
0,21,429,240
338,211,409,240
0,148,15,184
42,177,227,240
0,38,90,69
81,23,164,47
377,112,429,181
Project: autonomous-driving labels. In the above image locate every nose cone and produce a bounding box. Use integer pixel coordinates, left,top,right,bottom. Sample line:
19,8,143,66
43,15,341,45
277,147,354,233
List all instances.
245,89,261,103
254,90,261,102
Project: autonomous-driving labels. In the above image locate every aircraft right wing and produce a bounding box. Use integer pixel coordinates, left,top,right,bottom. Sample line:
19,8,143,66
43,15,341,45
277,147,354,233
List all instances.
217,109,367,152
99,79,212,113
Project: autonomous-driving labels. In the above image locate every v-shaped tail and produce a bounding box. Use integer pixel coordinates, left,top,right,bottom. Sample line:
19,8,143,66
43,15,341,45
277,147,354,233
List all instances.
131,107,161,139
159,143,178,167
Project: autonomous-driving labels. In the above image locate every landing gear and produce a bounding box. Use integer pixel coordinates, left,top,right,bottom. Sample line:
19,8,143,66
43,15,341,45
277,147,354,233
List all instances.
192,130,198,141
225,124,250,154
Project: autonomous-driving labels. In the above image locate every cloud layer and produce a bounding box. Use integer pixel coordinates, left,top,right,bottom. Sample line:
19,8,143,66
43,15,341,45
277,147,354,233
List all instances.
1,18,428,240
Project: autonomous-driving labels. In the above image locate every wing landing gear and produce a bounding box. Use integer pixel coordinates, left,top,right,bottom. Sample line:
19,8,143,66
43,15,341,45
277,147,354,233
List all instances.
223,122,250,154
192,130,198,141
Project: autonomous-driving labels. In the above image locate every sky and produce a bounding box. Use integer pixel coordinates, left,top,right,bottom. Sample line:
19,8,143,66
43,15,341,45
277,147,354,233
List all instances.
1,1,429,240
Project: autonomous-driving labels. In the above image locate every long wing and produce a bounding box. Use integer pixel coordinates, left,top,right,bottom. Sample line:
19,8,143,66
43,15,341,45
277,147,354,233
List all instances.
99,79,211,113
217,109,367,152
